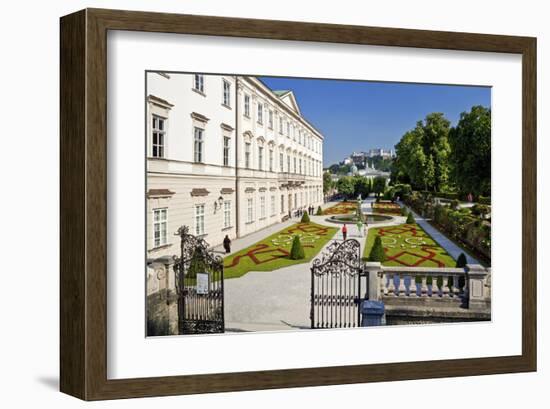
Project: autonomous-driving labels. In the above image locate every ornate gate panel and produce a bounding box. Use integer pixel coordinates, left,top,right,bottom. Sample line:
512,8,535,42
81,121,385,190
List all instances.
310,239,363,328
173,226,224,334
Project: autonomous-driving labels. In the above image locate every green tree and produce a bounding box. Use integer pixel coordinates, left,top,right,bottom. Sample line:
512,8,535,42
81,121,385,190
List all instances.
300,211,310,223
423,113,451,191
323,171,333,195
449,105,491,196
406,211,415,224
368,236,387,262
424,154,435,191
289,235,305,260
316,206,323,216
336,176,356,198
372,176,387,197
354,176,371,198
392,113,451,191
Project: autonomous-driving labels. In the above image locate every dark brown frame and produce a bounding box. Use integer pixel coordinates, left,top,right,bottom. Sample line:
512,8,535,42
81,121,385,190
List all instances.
60,8,537,400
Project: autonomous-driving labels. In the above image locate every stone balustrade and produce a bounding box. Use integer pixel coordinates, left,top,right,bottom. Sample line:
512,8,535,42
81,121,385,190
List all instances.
363,262,491,313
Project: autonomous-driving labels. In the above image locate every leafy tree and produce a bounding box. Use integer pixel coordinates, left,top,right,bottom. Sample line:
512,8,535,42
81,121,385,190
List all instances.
449,106,491,197
423,113,451,191
316,206,323,216
372,176,387,197
354,176,371,198
328,164,340,174
406,211,415,224
336,176,356,198
323,171,333,195
368,236,387,262
289,235,305,260
424,154,435,191
392,113,451,192
300,211,310,223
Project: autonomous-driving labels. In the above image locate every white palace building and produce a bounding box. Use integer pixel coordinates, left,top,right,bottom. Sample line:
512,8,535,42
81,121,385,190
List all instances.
146,72,324,256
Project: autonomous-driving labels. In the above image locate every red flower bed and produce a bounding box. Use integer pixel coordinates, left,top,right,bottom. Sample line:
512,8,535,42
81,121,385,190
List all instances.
373,202,401,215
324,201,358,215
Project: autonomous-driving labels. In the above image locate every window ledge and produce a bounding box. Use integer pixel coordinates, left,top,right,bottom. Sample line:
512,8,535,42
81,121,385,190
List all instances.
192,88,206,97
221,103,232,110
245,221,255,225
148,243,173,252
221,226,234,231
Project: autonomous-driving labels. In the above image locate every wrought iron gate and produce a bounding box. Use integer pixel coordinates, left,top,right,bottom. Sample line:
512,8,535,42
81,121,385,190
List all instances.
310,239,364,328
173,226,224,334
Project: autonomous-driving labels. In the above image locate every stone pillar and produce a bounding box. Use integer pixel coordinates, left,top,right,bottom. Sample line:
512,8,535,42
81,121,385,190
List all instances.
363,262,383,301
147,256,178,336
466,264,490,312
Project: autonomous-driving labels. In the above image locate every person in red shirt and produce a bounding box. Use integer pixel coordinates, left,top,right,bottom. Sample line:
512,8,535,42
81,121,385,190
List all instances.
342,224,348,241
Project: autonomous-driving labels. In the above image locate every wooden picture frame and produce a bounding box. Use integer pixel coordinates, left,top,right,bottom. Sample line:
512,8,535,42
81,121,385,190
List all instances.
60,8,537,400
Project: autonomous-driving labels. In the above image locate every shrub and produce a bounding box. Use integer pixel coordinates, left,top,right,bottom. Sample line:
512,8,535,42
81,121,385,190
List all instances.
450,199,460,210
406,212,415,224
368,236,387,262
300,211,310,223
401,206,408,216
456,252,467,268
316,206,323,216
478,196,491,205
471,204,490,219
289,235,305,260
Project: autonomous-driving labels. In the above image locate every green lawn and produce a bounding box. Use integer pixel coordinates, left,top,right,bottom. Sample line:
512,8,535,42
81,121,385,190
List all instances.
224,222,338,279
363,223,456,267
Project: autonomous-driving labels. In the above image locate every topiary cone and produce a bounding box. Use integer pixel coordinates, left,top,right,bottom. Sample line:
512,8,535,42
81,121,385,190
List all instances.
289,235,305,260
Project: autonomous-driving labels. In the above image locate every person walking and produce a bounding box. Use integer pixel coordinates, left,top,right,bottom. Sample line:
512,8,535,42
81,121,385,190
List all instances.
223,235,231,254
342,224,348,241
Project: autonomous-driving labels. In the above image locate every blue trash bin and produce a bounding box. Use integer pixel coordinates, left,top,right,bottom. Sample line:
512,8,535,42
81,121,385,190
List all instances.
361,300,385,326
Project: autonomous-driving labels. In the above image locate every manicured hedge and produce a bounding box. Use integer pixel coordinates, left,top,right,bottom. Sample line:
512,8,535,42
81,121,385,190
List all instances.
419,190,459,200
478,196,491,205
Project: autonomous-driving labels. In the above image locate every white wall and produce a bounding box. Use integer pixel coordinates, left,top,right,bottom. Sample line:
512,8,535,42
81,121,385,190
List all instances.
0,0,547,408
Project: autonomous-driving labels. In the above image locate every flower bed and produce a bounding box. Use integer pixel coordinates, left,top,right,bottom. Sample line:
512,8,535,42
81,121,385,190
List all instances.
373,202,402,215
223,222,338,278
323,201,358,215
363,223,455,267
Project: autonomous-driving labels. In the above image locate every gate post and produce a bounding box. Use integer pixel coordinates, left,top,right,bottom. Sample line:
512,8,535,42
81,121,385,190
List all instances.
363,262,383,301
465,264,490,312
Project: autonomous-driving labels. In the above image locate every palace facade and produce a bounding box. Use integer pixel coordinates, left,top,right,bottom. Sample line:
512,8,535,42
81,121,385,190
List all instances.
146,73,324,256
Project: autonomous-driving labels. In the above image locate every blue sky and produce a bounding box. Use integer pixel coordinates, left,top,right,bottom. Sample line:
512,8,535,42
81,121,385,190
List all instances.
260,77,491,165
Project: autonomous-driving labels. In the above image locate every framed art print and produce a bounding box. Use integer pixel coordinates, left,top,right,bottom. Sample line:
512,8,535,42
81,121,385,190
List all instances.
60,8,536,400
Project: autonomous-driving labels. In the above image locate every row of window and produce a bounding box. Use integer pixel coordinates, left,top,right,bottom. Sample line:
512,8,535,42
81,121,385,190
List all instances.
152,187,322,247
243,142,322,175
243,93,321,154
193,74,232,107
153,201,231,247
152,113,321,174
191,74,321,154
